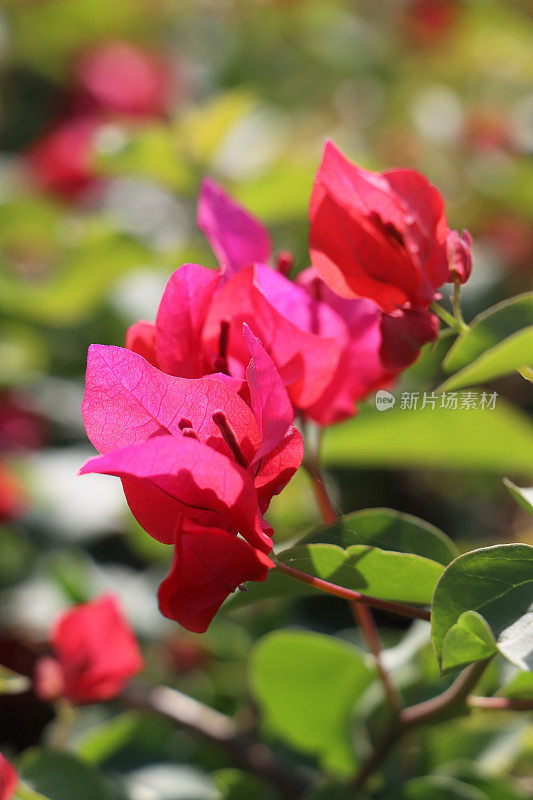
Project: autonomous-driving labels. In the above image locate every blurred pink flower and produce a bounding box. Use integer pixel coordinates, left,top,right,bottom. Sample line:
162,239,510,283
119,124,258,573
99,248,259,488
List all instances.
34,595,143,704
25,115,100,199
75,41,170,118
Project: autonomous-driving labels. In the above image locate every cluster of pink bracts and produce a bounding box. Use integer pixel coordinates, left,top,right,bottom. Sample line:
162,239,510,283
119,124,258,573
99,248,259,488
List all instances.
78,142,472,634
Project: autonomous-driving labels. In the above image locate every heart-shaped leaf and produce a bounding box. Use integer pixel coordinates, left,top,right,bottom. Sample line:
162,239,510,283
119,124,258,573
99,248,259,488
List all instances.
441,611,497,673
249,630,374,776
432,544,533,673
279,543,443,605
302,508,457,565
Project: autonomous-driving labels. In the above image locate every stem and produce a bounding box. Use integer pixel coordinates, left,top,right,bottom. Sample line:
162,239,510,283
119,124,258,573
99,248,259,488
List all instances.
468,695,533,711
273,556,430,621
122,684,311,799
350,601,402,712
305,462,337,524
352,659,491,790
452,283,469,333
303,424,401,715
430,301,456,329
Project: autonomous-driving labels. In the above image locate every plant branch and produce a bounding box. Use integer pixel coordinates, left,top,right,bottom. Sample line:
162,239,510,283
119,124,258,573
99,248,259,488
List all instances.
273,556,431,620
352,658,491,790
303,430,401,715
430,301,457,329
350,601,402,712
452,282,469,333
122,684,311,799
468,695,533,711
304,461,338,525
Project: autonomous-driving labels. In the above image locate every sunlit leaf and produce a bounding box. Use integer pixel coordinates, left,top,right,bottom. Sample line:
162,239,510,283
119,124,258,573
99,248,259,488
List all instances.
322,401,533,473
249,630,374,776
440,293,533,391
302,508,457,566
432,544,533,673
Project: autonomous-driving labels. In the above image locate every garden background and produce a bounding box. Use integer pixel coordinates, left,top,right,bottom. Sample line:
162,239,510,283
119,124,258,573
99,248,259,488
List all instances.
0,1,532,798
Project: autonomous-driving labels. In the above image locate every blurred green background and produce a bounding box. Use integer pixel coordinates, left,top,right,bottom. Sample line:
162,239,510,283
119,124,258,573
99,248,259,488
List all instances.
0,1,532,797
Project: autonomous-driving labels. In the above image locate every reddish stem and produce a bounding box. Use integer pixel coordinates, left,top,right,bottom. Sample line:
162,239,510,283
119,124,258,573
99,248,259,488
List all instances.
468,695,533,711
273,556,431,620
350,601,402,711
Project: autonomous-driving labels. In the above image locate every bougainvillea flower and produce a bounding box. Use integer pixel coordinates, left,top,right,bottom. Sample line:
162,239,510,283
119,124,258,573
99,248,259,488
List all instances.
447,229,472,285
75,41,170,118
0,753,17,800
125,177,437,426
34,595,143,704
309,140,450,311
80,336,302,631
197,178,272,278
25,115,101,199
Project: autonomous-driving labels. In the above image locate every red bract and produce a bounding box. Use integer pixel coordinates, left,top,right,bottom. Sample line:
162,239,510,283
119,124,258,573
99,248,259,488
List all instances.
80,334,302,631
0,753,17,800
25,115,100,200
75,41,170,118
309,140,450,312
197,179,272,278
34,595,143,704
447,229,472,285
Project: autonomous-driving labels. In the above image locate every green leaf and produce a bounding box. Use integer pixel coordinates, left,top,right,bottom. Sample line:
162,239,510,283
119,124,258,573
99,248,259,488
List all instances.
432,544,533,673
503,478,533,516
440,293,533,391
0,664,31,695
19,751,114,800
279,543,443,605
302,508,457,566
227,511,452,610
322,401,533,473
74,712,142,765
404,775,489,800
212,768,275,800
15,783,51,800
441,611,497,673
249,630,374,776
